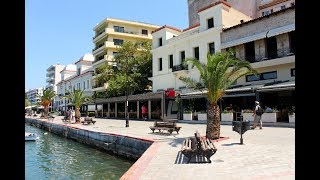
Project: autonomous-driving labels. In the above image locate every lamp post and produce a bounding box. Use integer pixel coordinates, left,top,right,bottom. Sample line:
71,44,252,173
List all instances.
115,59,137,128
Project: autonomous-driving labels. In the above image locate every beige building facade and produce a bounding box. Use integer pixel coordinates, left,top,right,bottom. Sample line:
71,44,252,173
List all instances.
91,18,160,92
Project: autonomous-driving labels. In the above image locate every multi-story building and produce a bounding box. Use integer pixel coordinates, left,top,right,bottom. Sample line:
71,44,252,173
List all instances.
150,0,295,121
150,1,252,118
26,87,44,105
258,0,295,17
91,18,160,92
55,53,94,113
188,0,258,27
46,64,65,91
188,0,295,27
220,5,295,122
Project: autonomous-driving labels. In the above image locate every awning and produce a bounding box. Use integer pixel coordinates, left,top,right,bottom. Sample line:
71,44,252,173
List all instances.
221,24,295,49
180,84,263,99
257,80,295,92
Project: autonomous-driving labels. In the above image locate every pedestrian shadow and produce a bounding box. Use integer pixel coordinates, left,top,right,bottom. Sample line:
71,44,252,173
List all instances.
221,142,242,146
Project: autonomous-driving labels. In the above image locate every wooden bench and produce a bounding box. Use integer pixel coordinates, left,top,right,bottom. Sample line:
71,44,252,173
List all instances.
81,117,96,125
48,114,55,121
181,131,217,163
149,120,181,134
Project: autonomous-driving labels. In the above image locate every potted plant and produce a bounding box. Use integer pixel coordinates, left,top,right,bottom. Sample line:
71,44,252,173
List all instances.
221,109,233,121
197,110,207,121
183,110,193,120
288,106,295,123
263,107,278,123
242,109,254,122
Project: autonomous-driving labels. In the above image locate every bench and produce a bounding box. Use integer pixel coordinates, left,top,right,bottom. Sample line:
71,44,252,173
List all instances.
149,120,181,134
181,131,217,163
48,114,55,121
81,117,96,125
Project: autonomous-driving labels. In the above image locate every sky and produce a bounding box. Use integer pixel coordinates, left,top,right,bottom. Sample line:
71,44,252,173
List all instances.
25,0,189,91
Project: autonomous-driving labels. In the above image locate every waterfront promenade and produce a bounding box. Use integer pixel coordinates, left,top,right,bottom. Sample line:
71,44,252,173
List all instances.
26,115,295,180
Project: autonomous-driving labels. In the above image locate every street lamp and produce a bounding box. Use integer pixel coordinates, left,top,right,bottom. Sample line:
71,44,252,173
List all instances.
115,60,137,128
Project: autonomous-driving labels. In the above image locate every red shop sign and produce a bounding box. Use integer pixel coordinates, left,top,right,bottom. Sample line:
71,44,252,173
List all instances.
165,90,175,98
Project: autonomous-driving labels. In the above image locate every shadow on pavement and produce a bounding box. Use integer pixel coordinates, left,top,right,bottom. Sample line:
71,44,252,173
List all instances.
221,142,242,146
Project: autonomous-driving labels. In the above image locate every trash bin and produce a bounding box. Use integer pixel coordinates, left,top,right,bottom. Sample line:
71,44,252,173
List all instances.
232,120,250,134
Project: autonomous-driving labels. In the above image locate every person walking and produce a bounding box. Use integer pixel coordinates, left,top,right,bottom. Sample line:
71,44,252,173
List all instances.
251,101,263,130
71,109,75,122
141,104,147,120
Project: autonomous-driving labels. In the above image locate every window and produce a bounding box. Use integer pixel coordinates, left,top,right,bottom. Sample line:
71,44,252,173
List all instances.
87,80,89,89
142,29,148,35
77,68,81,75
159,37,162,47
281,5,286,10
262,11,270,16
208,42,215,55
262,71,277,80
244,41,255,63
113,26,124,33
159,58,162,71
246,71,277,82
207,17,214,29
113,51,119,57
289,31,295,54
291,68,295,77
266,36,278,59
113,39,124,45
83,81,86,90
194,47,199,60
180,51,185,63
169,54,173,68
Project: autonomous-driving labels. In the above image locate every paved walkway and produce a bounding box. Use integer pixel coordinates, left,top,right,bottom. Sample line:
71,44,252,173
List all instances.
27,116,295,180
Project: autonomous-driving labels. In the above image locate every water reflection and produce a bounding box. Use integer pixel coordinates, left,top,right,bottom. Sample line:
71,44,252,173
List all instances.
25,124,133,180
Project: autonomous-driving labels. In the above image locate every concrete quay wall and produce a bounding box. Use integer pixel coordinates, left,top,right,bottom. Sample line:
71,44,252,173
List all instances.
25,118,153,160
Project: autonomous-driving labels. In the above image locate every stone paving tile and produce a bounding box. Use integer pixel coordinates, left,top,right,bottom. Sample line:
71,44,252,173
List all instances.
27,116,295,180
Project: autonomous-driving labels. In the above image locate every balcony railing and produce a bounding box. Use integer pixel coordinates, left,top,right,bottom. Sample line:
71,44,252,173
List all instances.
238,47,295,62
172,64,188,72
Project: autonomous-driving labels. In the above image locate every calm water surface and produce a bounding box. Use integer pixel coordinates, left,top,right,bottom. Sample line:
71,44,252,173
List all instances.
25,124,134,180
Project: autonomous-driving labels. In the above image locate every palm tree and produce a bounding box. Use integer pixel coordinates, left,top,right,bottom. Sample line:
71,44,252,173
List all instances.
179,51,257,139
40,89,56,119
65,90,92,123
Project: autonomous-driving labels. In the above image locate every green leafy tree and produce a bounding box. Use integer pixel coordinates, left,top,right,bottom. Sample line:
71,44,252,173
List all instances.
179,52,257,139
40,89,56,119
65,90,92,123
25,98,31,107
94,40,152,98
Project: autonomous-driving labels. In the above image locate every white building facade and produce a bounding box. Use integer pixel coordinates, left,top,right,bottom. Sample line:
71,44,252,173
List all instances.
46,64,65,91
26,87,44,105
55,53,94,113
150,2,251,92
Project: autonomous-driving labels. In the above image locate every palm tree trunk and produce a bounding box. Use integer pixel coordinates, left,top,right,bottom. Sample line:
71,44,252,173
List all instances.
44,107,49,119
206,103,220,139
75,107,81,123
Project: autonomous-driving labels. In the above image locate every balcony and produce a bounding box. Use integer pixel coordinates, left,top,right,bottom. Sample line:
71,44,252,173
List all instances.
172,64,188,72
92,83,109,92
93,29,107,43
106,28,151,39
46,71,54,77
92,41,118,56
238,48,295,69
46,77,55,83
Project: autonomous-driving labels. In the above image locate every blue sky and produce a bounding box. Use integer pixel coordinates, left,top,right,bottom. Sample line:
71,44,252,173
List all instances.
25,0,188,90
